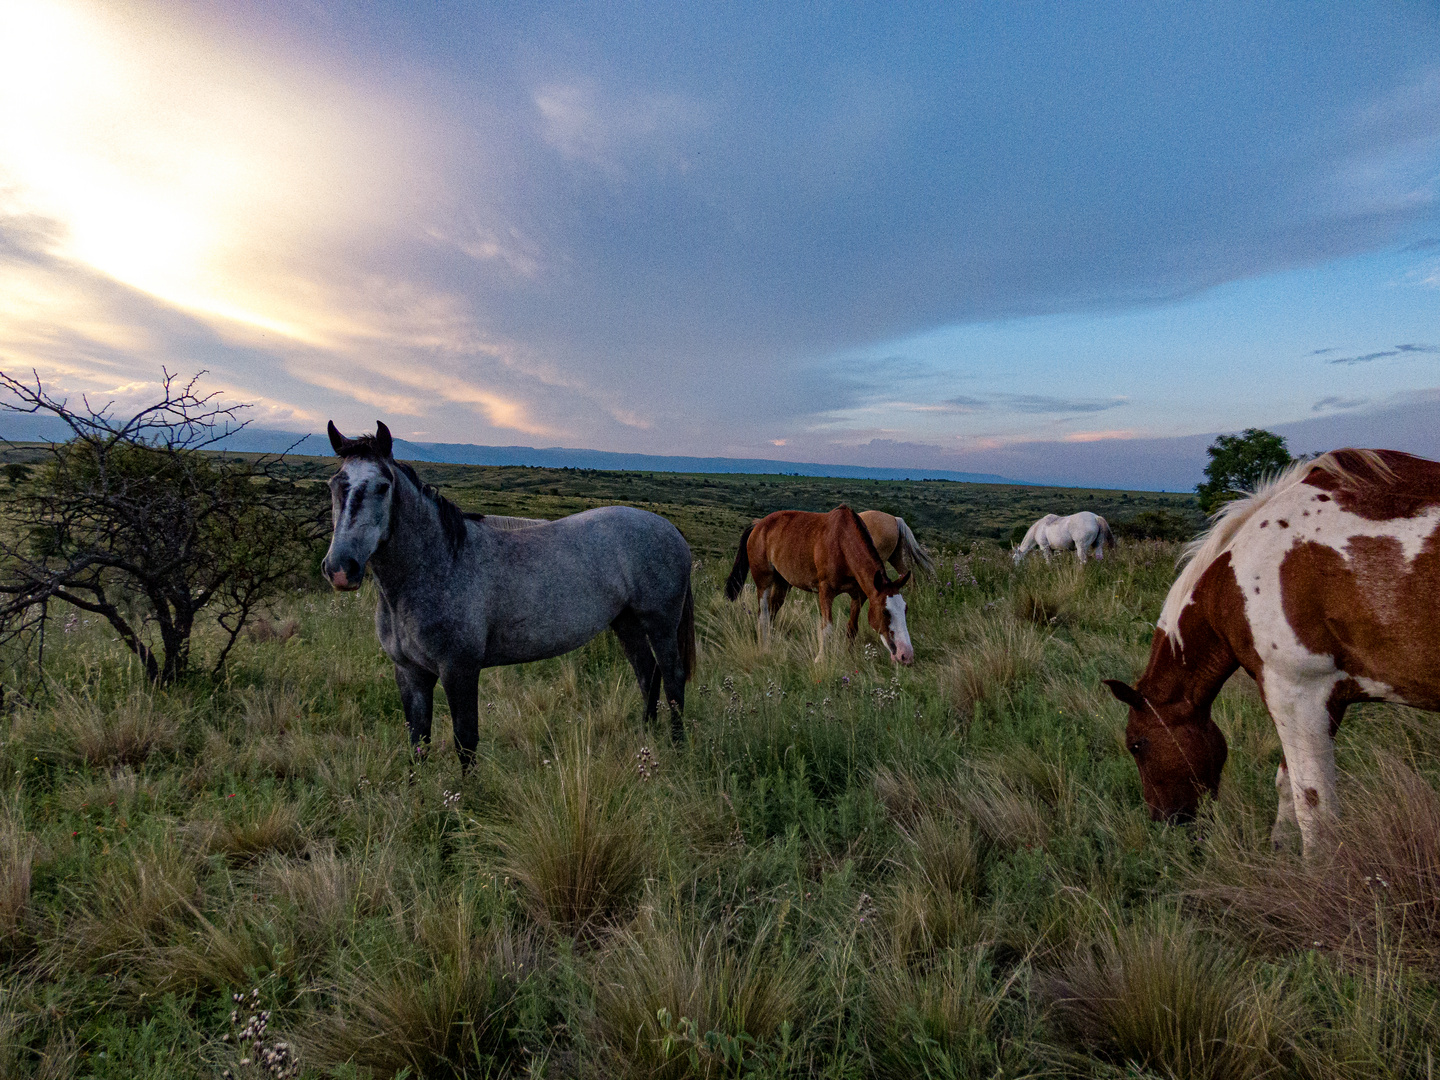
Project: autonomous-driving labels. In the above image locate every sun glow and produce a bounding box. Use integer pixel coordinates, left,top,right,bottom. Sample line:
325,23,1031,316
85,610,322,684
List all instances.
0,0,410,346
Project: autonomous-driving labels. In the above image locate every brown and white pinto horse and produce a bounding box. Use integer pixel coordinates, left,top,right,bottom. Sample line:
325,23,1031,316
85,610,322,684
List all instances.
725,506,914,664
1104,449,1440,856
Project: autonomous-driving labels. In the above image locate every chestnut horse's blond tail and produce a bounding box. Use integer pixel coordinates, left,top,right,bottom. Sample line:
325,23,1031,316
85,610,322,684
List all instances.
893,516,936,576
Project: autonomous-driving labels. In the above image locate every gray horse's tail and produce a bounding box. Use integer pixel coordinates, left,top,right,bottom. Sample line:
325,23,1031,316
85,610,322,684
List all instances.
724,524,755,600
893,516,936,576
679,583,696,681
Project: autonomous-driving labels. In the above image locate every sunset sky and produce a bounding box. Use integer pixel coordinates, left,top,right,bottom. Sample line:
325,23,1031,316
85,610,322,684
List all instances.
1,1,1437,487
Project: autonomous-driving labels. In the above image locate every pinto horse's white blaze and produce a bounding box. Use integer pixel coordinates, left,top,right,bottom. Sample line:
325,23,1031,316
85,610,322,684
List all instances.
1013,511,1114,564
1110,448,1440,859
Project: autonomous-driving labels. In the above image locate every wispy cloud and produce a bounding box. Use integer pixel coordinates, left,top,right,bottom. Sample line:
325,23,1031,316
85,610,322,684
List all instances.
992,394,1129,414
1312,395,1369,412
1327,343,1440,365
929,394,1128,415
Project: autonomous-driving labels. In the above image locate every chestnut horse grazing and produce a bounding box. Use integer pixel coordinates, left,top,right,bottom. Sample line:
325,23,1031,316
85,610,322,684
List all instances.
1104,448,1440,857
724,506,914,664
858,510,936,576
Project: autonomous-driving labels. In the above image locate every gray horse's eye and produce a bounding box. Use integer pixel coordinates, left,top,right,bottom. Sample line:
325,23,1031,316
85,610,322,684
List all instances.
374,482,390,495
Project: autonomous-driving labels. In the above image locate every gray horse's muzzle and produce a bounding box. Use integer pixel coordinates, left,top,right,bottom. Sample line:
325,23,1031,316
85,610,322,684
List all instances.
322,553,365,591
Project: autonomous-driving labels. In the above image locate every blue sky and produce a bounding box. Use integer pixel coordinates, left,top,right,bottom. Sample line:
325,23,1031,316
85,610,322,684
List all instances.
0,0,1436,487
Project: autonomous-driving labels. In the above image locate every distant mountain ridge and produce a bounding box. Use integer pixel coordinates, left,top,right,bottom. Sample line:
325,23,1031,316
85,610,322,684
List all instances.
0,417,1025,485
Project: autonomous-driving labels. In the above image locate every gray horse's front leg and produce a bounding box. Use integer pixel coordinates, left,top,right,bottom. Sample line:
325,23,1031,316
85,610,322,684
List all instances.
440,663,482,772
395,662,437,757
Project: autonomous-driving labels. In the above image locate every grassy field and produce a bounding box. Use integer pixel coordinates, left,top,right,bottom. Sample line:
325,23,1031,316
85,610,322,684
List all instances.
2,467,1438,1078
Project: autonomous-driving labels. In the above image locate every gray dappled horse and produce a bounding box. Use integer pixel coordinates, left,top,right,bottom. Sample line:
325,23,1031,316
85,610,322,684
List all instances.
321,422,696,765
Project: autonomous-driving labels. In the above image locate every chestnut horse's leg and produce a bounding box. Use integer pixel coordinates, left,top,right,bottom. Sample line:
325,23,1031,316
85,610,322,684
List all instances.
845,590,863,640
815,584,837,662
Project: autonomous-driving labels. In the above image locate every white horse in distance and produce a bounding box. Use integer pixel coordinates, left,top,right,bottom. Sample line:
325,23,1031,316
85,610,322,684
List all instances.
1013,512,1115,563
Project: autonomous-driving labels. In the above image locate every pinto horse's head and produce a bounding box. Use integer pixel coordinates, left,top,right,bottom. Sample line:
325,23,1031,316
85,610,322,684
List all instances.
1103,678,1227,823
321,421,396,591
870,570,914,665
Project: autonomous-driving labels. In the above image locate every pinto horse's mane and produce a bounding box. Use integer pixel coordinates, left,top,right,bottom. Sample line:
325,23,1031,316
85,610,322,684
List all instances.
335,435,474,558
1157,448,1393,648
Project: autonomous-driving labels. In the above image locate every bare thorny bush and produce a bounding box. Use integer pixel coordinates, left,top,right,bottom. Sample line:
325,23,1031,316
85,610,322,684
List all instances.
0,369,325,688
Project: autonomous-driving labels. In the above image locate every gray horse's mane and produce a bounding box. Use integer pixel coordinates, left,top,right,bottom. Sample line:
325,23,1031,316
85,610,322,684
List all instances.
335,435,471,557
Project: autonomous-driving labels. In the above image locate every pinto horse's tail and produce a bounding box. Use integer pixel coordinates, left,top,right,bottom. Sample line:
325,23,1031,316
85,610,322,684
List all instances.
893,516,936,577
679,582,696,681
724,524,755,600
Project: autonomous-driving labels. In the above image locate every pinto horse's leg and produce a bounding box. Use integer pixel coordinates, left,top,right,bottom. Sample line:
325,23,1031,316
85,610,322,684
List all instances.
1270,758,1300,851
1266,679,1341,858
440,662,482,773
395,662,438,758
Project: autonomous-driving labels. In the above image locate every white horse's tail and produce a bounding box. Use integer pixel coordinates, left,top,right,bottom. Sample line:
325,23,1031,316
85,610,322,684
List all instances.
892,516,936,576
1097,515,1115,550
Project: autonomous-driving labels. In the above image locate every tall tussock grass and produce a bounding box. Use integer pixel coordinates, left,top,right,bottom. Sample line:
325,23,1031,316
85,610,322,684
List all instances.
20,686,185,767
1194,754,1440,976
304,909,539,1079
938,611,1047,720
589,906,813,1079
1038,914,1299,1080
1013,561,1084,626
485,732,656,933
866,944,1024,1080
0,805,37,956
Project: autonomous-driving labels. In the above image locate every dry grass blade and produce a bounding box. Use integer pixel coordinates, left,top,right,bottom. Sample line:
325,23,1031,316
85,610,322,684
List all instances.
207,802,308,864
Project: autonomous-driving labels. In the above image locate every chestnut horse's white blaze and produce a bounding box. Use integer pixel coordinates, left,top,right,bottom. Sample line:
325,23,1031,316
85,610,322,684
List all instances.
1107,448,1440,858
1013,511,1115,564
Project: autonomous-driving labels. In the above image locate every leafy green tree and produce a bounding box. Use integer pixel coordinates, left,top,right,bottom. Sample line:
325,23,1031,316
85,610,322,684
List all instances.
1195,428,1291,514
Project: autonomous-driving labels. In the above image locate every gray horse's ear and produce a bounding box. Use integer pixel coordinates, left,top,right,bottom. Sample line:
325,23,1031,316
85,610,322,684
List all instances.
1103,679,1146,712
374,421,393,458
328,420,347,454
